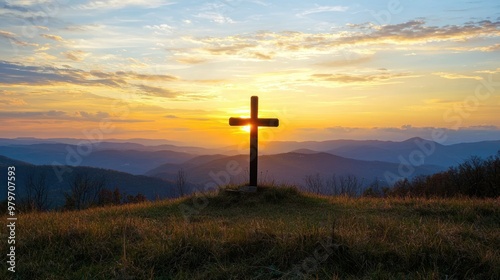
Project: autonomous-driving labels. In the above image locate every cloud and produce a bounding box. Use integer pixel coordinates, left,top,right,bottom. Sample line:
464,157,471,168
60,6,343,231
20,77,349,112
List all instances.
63,50,87,61
316,56,372,67
0,98,27,106
75,111,111,120
183,19,500,60
195,12,235,24
0,30,16,40
205,43,255,55
115,71,178,81
64,24,100,32
0,29,38,47
465,43,500,52
347,20,500,45
78,0,173,10
433,72,483,80
136,84,178,98
0,61,190,99
311,72,411,83
127,58,147,67
0,110,148,122
475,68,500,74
297,5,348,17
325,126,360,133
176,57,208,64
145,24,173,33
252,52,273,60
41,34,65,42
0,60,177,85
0,110,67,118
0,3,54,20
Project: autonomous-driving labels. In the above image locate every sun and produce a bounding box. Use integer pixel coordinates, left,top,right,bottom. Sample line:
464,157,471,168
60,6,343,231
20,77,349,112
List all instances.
240,125,251,133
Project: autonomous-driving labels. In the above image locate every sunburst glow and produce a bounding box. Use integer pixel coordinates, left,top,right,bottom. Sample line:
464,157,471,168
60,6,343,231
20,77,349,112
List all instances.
240,125,251,133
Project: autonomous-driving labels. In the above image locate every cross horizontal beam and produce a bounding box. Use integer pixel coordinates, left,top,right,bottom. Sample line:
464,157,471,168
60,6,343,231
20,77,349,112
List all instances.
229,117,279,127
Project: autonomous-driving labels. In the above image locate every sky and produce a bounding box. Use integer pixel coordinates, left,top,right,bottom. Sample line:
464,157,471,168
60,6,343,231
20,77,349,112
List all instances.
0,0,499,147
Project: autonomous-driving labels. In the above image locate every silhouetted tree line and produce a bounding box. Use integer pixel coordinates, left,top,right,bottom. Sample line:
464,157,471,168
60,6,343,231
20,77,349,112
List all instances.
12,171,148,212
386,152,500,198
304,173,366,196
304,152,499,198
62,173,148,210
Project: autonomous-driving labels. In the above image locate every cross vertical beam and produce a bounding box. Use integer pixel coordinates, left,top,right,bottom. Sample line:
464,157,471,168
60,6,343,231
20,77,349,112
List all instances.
250,96,258,186
229,96,279,189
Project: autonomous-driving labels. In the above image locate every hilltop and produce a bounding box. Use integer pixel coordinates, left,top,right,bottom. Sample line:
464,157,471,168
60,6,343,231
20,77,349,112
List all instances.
2,186,498,279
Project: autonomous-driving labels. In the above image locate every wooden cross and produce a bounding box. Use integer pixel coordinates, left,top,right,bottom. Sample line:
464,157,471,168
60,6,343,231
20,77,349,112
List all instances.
229,96,279,188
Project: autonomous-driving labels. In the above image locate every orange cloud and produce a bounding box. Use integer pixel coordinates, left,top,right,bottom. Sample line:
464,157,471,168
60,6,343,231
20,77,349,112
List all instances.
311,72,412,83
63,50,87,61
41,34,65,42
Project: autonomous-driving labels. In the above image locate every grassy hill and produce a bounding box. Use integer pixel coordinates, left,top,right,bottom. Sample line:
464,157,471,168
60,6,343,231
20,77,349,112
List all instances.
1,186,498,279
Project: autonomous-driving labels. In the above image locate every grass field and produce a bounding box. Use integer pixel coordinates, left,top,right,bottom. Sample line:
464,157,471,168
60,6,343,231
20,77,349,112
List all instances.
1,186,499,279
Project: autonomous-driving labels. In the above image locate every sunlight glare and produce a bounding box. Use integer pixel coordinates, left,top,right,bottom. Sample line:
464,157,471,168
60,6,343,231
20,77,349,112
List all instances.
240,125,251,133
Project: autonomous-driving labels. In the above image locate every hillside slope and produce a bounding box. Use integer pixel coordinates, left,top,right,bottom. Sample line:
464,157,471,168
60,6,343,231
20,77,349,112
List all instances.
0,156,178,205
1,187,498,279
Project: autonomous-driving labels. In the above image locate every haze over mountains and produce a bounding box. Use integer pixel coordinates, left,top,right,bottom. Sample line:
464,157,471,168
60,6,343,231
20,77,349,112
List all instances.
0,137,499,203
0,155,177,205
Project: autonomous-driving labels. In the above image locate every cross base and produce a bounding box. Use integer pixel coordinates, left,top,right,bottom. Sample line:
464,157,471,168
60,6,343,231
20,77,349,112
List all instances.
238,185,258,193
224,185,258,193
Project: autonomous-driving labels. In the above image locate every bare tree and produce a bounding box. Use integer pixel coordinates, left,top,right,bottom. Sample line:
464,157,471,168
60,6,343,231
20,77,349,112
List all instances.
176,169,187,197
327,174,363,197
304,173,323,194
65,173,105,210
25,169,50,211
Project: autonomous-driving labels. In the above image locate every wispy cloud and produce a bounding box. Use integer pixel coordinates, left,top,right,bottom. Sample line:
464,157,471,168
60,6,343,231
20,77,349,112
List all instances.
0,29,38,47
136,84,178,98
78,0,173,10
316,56,373,67
195,12,235,24
41,34,65,42
0,61,187,99
297,5,349,17
177,19,500,63
433,72,483,80
311,72,412,84
145,24,174,33
175,57,208,64
0,61,179,84
0,98,27,106
0,110,148,122
63,50,87,61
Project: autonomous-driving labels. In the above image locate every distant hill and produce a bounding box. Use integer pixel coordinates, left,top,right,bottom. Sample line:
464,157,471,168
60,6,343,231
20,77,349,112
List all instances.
327,138,500,168
290,148,321,154
262,137,500,168
0,156,179,207
0,144,196,175
0,155,32,166
1,138,498,188
146,152,444,189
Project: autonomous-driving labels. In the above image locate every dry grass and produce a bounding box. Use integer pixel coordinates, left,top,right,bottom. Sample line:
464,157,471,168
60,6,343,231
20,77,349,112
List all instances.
1,186,498,279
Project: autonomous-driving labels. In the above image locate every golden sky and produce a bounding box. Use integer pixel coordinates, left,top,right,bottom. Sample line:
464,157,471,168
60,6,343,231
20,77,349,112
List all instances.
1,0,499,147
